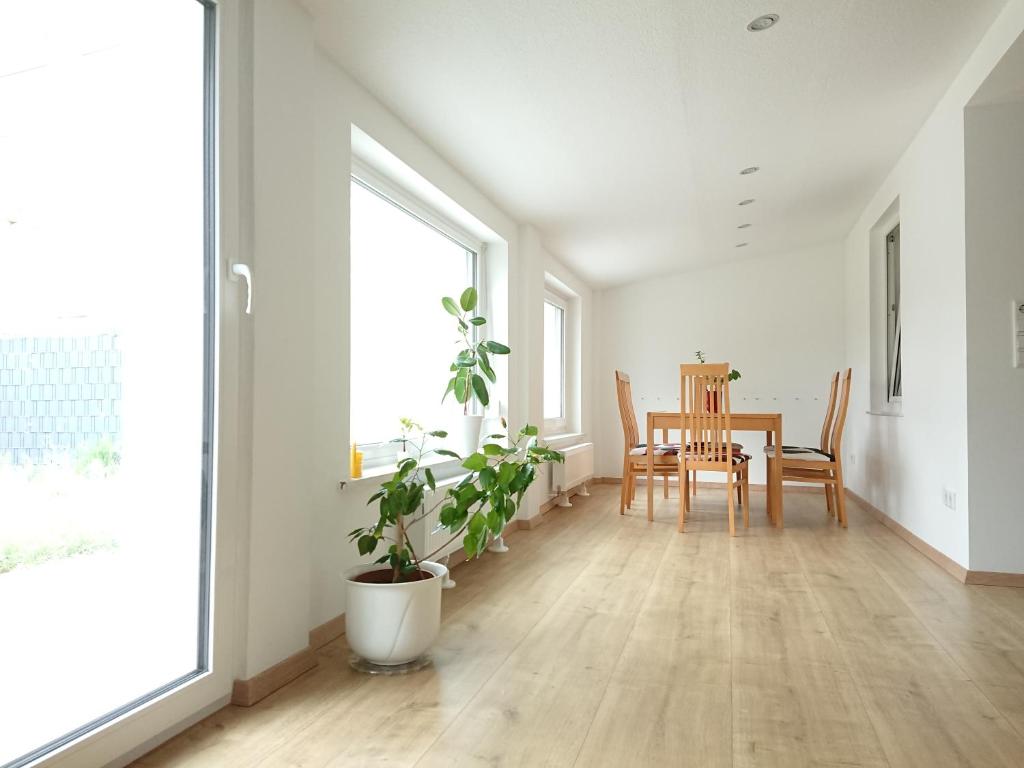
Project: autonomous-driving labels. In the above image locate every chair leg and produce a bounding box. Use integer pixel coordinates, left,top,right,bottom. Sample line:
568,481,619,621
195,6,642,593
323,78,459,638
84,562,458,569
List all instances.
765,457,774,519
625,469,634,509
692,472,698,496
663,472,669,499
727,475,736,536
620,460,629,514
736,475,742,507
834,466,848,529
741,469,750,528
678,471,686,532
824,485,835,517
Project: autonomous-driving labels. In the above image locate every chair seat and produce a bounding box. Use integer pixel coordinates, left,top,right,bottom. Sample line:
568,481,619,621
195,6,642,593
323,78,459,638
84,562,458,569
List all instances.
686,452,752,465
629,443,682,456
763,445,834,461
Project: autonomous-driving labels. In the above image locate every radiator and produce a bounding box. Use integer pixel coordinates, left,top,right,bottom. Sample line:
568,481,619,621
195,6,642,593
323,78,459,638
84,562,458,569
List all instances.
551,442,594,493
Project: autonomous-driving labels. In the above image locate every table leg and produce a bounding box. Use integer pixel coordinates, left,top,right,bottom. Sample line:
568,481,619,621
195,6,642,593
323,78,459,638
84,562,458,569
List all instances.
646,416,654,522
661,428,670,498
773,421,784,528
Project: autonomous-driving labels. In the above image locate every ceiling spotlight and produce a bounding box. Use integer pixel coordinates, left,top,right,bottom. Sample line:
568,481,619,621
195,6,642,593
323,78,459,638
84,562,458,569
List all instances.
738,223,752,229
747,14,779,32
738,199,755,206
736,243,749,248
740,166,760,175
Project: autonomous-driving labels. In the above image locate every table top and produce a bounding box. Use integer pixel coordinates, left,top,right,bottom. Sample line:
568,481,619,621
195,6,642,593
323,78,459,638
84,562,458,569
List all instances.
646,411,782,429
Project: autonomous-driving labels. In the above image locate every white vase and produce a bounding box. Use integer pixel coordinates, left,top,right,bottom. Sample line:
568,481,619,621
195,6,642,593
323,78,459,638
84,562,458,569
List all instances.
451,414,483,457
344,560,448,665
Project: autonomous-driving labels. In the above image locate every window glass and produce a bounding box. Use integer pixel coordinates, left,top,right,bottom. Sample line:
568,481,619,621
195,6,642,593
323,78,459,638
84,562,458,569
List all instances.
543,300,565,423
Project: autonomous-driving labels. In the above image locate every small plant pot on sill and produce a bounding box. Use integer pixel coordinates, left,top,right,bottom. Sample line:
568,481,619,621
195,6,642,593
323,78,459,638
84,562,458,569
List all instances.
343,560,448,667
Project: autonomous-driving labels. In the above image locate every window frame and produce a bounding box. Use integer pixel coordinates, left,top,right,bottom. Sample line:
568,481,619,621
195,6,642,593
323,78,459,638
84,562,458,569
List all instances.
543,289,568,435
5,2,221,766
885,223,902,403
348,162,484,468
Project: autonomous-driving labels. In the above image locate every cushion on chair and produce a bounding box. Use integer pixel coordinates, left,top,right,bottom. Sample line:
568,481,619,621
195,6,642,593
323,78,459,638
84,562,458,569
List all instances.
629,443,682,456
763,445,833,461
687,441,744,452
685,452,751,465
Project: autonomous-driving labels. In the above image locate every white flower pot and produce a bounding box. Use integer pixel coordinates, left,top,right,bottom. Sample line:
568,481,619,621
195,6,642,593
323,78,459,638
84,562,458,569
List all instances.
344,560,448,666
451,414,483,457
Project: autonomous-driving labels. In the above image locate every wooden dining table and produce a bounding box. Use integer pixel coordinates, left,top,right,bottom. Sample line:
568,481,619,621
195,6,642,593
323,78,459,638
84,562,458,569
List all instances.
645,411,785,527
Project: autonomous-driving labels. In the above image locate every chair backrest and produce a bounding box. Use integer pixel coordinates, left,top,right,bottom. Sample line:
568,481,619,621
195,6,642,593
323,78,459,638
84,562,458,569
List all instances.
680,363,733,467
819,371,840,454
828,368,853,459
615,370,640,449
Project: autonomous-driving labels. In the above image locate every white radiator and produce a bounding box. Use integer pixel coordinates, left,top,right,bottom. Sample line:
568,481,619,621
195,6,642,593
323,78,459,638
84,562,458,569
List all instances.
551,442,594,493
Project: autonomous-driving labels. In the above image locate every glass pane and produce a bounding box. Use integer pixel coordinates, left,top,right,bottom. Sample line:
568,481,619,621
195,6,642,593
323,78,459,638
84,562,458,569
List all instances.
350,181,474,446
543,302,564,421
0,1,210,764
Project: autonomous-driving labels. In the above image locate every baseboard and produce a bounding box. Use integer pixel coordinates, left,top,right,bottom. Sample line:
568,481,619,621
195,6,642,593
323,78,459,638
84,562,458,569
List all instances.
964,571,1024,588
522,483,588,529
309,613,346,650
845,489,969,583
231,645,318,707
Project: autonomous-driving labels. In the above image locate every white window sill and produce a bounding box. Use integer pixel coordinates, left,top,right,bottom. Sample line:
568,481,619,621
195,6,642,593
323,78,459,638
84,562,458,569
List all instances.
543,432,585,448
865,410,904,418
348,453,462,486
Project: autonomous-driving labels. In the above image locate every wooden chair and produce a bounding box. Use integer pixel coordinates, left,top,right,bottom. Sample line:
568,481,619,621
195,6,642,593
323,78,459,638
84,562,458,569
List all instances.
764,369,852,527
615,370,680,514
678,363,751,535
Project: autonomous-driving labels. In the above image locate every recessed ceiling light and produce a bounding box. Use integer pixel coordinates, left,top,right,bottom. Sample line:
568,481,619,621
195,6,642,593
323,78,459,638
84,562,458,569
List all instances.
740,166,760,175
738,223,752,229
736,243,749,248
747,14,779,32
738,199,755,206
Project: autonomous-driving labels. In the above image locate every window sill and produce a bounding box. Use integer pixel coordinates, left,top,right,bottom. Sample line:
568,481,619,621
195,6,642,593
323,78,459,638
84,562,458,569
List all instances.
866,410,904,418
543,432,585,447
348,453,462,485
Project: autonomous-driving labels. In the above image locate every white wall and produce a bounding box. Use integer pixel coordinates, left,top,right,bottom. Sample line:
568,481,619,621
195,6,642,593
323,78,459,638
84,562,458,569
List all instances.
594,243,845,485
842,0,1024,570
965,99,1024,573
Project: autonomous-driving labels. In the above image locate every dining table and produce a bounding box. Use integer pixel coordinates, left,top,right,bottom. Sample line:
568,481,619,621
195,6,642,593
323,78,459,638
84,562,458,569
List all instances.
645,411,785,527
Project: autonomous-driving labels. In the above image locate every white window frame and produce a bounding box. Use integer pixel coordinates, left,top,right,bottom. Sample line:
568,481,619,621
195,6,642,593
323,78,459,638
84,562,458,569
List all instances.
885,223,902,403
349,160,485,469
543,289,568,436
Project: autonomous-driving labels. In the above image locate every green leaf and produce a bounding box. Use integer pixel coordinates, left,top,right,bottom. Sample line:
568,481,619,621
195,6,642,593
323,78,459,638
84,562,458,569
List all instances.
462,453,488,472
468,510,486,535
477,348,496,383
428,430,448,438
487,509,502,534
357,534,378,556
471,374,489,406
435,448,460,459
482,442,504,456
460,286,478,312
366,490,385,505
479,466,497,490
455,350,476,368
482,340,511,355
453,373,468,403
424,467,436,491
469,317,486,326
442,296,461,316
442,377,456,403
521,424,539,436
498,461,516,485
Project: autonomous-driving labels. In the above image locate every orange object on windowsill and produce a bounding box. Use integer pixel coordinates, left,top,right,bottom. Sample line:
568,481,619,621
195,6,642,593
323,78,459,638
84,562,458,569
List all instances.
350,442,363,479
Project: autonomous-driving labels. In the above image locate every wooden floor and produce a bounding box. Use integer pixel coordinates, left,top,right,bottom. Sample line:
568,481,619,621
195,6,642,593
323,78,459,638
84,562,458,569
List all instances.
135,485,1024,768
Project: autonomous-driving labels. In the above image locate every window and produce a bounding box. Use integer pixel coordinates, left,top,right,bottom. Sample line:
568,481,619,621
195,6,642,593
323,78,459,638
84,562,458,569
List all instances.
0,1,214,766
350,174,478,461
543,294,566,432
886,224,902,400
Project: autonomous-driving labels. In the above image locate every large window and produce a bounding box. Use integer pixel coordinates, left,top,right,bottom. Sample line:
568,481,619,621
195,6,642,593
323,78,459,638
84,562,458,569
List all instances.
886,223,902,400
0,2,214,766
350,174,478,460
543,294,566,433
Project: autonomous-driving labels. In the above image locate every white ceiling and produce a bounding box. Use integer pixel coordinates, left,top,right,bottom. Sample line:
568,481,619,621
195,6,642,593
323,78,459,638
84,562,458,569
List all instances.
301,0,1010,287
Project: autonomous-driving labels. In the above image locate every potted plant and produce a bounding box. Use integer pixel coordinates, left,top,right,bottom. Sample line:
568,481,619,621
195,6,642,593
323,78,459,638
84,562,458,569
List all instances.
344,423,563,667
694,350,741,412
394,417,422,463
441,287,509,456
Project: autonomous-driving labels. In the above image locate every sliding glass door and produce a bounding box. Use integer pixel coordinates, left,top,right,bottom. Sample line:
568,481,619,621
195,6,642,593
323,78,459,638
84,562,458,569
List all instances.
0,1,215,765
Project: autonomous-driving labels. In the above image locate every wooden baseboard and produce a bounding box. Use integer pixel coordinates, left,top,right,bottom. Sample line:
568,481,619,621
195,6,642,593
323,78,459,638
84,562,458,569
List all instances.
845,489,969,583
964,570,1024,587
231,645,318,707
309,613,346,650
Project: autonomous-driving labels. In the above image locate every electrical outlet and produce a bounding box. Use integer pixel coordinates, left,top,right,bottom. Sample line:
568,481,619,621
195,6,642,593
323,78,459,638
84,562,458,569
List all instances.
942,487,957,510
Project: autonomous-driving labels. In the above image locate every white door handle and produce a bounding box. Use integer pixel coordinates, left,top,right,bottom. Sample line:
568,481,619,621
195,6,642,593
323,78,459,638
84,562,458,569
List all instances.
230,263,253,314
